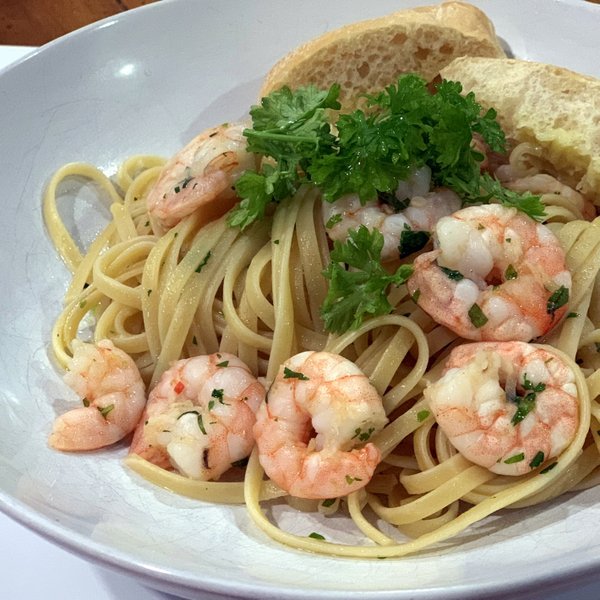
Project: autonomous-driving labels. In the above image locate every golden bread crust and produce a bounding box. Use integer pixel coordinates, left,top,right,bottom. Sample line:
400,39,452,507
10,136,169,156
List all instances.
260,1,505,110
441,57,600,200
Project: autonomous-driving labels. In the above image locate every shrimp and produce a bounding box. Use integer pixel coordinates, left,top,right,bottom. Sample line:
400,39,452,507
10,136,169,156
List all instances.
253,351,388,499
146,122,258,231
407,203,571,342
322,165,461,262
49,339,146,451
423,342,579,476
129,353,265,480
496,169,596,221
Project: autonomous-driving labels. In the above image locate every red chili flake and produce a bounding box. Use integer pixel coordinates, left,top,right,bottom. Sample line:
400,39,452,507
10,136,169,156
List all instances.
174,381,185,394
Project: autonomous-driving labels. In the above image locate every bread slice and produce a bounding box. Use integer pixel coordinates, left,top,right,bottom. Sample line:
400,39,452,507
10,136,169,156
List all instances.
440,57,600,200
260,1,505,111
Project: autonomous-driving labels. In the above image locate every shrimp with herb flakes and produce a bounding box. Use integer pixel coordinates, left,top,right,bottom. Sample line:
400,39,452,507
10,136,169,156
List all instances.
49,339,146,451
147,122,258,232
129,353,265,481
253,351,388,499
424,342,579,476
322,166,461,262
407,203,571,342
496,169,597,221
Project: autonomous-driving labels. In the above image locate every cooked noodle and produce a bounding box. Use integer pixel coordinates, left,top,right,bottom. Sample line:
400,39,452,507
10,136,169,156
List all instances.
43,142,600,557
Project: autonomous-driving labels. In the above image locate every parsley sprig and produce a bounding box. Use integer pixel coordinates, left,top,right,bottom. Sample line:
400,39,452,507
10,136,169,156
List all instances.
227,85,340,229
321,225,413,333
229,75,545,231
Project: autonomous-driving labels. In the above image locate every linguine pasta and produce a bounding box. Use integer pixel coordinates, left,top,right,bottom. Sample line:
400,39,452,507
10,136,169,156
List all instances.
43,139,600,558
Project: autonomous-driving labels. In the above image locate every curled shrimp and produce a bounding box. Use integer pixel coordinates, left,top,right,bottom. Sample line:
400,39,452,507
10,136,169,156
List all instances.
407,203,571,342
129,353,265,480
496,169,597,221
49,339,146,451
322,166,461,262
253,351,388,499
424,342,579,476
146,122,258,231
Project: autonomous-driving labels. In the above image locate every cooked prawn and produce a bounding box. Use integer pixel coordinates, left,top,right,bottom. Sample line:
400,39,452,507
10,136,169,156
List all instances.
322,166,461,262
496,170,596,221
253,351,388,499
49,339,146,451
407,203,571,341
129,353,265,480
424,342,579,476
146,122,258,231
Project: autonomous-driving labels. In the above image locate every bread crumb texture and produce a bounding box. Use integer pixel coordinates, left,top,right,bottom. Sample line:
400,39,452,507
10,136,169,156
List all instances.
260,1,505,110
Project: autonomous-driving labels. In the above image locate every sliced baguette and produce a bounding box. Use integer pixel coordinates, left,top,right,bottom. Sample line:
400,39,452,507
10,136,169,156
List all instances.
440,57,600,201
260,1,505,110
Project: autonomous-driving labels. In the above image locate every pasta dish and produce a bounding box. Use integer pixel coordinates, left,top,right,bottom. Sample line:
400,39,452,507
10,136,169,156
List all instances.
41,29,600,559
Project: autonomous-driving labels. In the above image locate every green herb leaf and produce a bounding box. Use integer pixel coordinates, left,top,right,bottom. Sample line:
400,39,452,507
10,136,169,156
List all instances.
529,451,545,468
351,427,375,442
540,462,558,474
321,498,336,508
345,475,363,485
283,367,309,380
211,388,225,403
232,74,516,229
228,84,340,229
505,264,518,280
451,172,546,221
195,250,212,273
325,213,343,229
398,226,430,258
308,532,326,540
98,404,114,419
511,393,537,425
178,410,207,435
321,225,414,333
547,285,569,317
504,452,525,464
417,409,431,423
439,265,464,281
468,303,488,328
522,374,546,394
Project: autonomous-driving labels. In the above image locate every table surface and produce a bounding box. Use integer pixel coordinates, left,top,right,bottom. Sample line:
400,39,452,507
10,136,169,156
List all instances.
0,0,156,46
1,1,600,598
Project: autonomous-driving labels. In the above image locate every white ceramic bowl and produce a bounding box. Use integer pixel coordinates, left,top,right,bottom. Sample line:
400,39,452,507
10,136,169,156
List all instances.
1,1,599,598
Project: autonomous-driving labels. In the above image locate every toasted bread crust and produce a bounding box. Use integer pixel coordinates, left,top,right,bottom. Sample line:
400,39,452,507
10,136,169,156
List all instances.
441,57,600,200
260,2,505,110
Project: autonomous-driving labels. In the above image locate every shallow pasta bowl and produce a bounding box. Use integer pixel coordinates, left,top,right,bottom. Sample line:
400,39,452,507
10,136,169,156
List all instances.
1,0,600,598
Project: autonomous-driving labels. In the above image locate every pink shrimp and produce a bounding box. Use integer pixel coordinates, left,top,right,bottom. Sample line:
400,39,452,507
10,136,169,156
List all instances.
49,339,146,451
146,122,258,232
129,353,265,480
253,351,388,499
496,169,597,221
424,342,579,476
407,203,571,341
322,166,461,262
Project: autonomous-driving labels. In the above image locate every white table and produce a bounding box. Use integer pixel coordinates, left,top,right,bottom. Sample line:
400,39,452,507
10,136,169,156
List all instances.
1,45,599,600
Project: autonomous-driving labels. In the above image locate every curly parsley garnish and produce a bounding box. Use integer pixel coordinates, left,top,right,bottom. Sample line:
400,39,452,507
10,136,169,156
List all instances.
227,84,340,229
321,225,413,333
229,75,544,231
